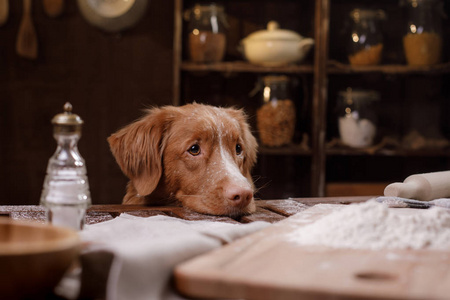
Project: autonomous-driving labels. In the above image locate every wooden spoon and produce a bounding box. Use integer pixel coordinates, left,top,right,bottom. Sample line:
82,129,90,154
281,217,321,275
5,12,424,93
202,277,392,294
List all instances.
16,0,38,59
43,0,64,18
0,0,8,26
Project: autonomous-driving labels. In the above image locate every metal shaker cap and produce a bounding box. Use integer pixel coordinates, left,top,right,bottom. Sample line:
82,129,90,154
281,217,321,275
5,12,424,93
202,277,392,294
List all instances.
52,102,84,133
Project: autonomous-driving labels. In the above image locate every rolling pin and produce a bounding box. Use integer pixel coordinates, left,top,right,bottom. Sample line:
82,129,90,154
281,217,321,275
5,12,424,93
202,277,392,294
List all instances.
384,171,450,201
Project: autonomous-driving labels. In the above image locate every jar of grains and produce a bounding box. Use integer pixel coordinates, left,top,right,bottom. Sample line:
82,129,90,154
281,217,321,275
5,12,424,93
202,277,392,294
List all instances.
185,3,227,63
347,9,386,66
337,88,379,148
256,75,296,147
402,0,444,65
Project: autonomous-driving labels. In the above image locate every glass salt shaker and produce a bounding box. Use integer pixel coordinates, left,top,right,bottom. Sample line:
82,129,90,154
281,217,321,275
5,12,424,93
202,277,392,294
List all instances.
256,75,296,147
347,9,386,65
402,0,444,65
40,102,91,230
185,3,227,63
337,88,379,148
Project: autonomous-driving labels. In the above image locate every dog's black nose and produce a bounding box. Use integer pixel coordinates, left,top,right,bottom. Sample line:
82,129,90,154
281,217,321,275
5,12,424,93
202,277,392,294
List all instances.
226,186,253,208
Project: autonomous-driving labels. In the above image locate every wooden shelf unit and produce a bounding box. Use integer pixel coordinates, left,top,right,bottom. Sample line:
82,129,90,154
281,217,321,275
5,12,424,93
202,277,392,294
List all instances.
181,60,450,75
327,61,450,75
173,0,450,198
181,61,314,74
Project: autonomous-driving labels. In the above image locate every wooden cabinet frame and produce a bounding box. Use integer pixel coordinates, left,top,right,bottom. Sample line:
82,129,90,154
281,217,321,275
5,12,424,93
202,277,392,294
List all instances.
172,0,450,197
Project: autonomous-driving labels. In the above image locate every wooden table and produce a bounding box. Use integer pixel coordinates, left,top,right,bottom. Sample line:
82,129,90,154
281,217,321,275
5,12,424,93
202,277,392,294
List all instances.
0,196,374,300
5,196,450,300
0,196,372,225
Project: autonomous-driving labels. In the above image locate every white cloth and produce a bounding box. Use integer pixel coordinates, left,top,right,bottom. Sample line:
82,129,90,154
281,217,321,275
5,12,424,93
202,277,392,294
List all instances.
78,214,270,300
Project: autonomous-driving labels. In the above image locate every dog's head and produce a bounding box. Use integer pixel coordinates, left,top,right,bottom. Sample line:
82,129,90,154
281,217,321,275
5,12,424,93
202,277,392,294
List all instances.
108,103,258,216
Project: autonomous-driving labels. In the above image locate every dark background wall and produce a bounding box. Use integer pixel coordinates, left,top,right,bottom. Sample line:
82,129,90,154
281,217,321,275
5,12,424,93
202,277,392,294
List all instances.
3,0,450,205
0,1,174,205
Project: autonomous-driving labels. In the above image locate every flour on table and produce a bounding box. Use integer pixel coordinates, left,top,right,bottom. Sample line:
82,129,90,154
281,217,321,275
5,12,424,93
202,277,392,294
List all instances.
288,200,450,250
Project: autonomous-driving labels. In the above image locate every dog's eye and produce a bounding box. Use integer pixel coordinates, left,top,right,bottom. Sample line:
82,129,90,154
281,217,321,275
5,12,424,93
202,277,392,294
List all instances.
188,144,201,156
236,144,243,155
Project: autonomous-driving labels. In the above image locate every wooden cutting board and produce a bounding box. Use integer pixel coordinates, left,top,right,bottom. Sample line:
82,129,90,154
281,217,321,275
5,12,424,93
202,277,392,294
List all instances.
174,204,450,300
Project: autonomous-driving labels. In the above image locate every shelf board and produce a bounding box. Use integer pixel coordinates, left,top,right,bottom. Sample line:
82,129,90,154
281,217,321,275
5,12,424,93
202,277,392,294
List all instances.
326,147,450,157
326,182,387,197
327,60,450,75
259,145,450,157
259,145,312,156
181,60,450,75
181,61,314,74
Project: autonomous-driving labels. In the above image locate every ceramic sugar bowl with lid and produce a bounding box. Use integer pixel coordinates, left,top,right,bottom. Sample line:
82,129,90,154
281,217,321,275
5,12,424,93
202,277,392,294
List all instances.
240,21,314,66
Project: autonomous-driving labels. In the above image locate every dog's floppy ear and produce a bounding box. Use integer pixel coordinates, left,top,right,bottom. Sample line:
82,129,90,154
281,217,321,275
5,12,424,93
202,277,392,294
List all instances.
226,108,258,173
240,112,258,174
107,107,173,197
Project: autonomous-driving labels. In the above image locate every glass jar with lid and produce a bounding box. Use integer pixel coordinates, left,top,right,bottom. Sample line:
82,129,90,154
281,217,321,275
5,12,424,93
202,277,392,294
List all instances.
184,3,227,63
402,0,444,65
40,103,91,230
256,75,296,147
337,88,379,148
347,9,386,65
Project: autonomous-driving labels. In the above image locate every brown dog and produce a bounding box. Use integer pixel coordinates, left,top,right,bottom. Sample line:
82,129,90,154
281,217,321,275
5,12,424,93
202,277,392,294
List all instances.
108,103,258,216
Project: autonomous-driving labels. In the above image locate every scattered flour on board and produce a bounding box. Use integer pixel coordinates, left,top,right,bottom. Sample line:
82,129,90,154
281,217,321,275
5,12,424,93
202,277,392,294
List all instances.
287,200,450,250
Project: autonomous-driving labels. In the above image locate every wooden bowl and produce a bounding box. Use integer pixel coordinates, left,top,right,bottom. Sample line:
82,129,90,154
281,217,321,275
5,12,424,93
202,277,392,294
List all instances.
0,218,81,299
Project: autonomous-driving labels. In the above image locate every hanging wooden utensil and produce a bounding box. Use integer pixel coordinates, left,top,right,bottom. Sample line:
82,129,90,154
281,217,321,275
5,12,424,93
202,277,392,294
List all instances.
16,0,38,60
43,0,64,18
0,0,8,26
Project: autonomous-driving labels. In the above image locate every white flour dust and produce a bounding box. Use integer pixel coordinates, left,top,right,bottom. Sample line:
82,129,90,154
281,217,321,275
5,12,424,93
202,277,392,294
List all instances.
288,200,450,250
